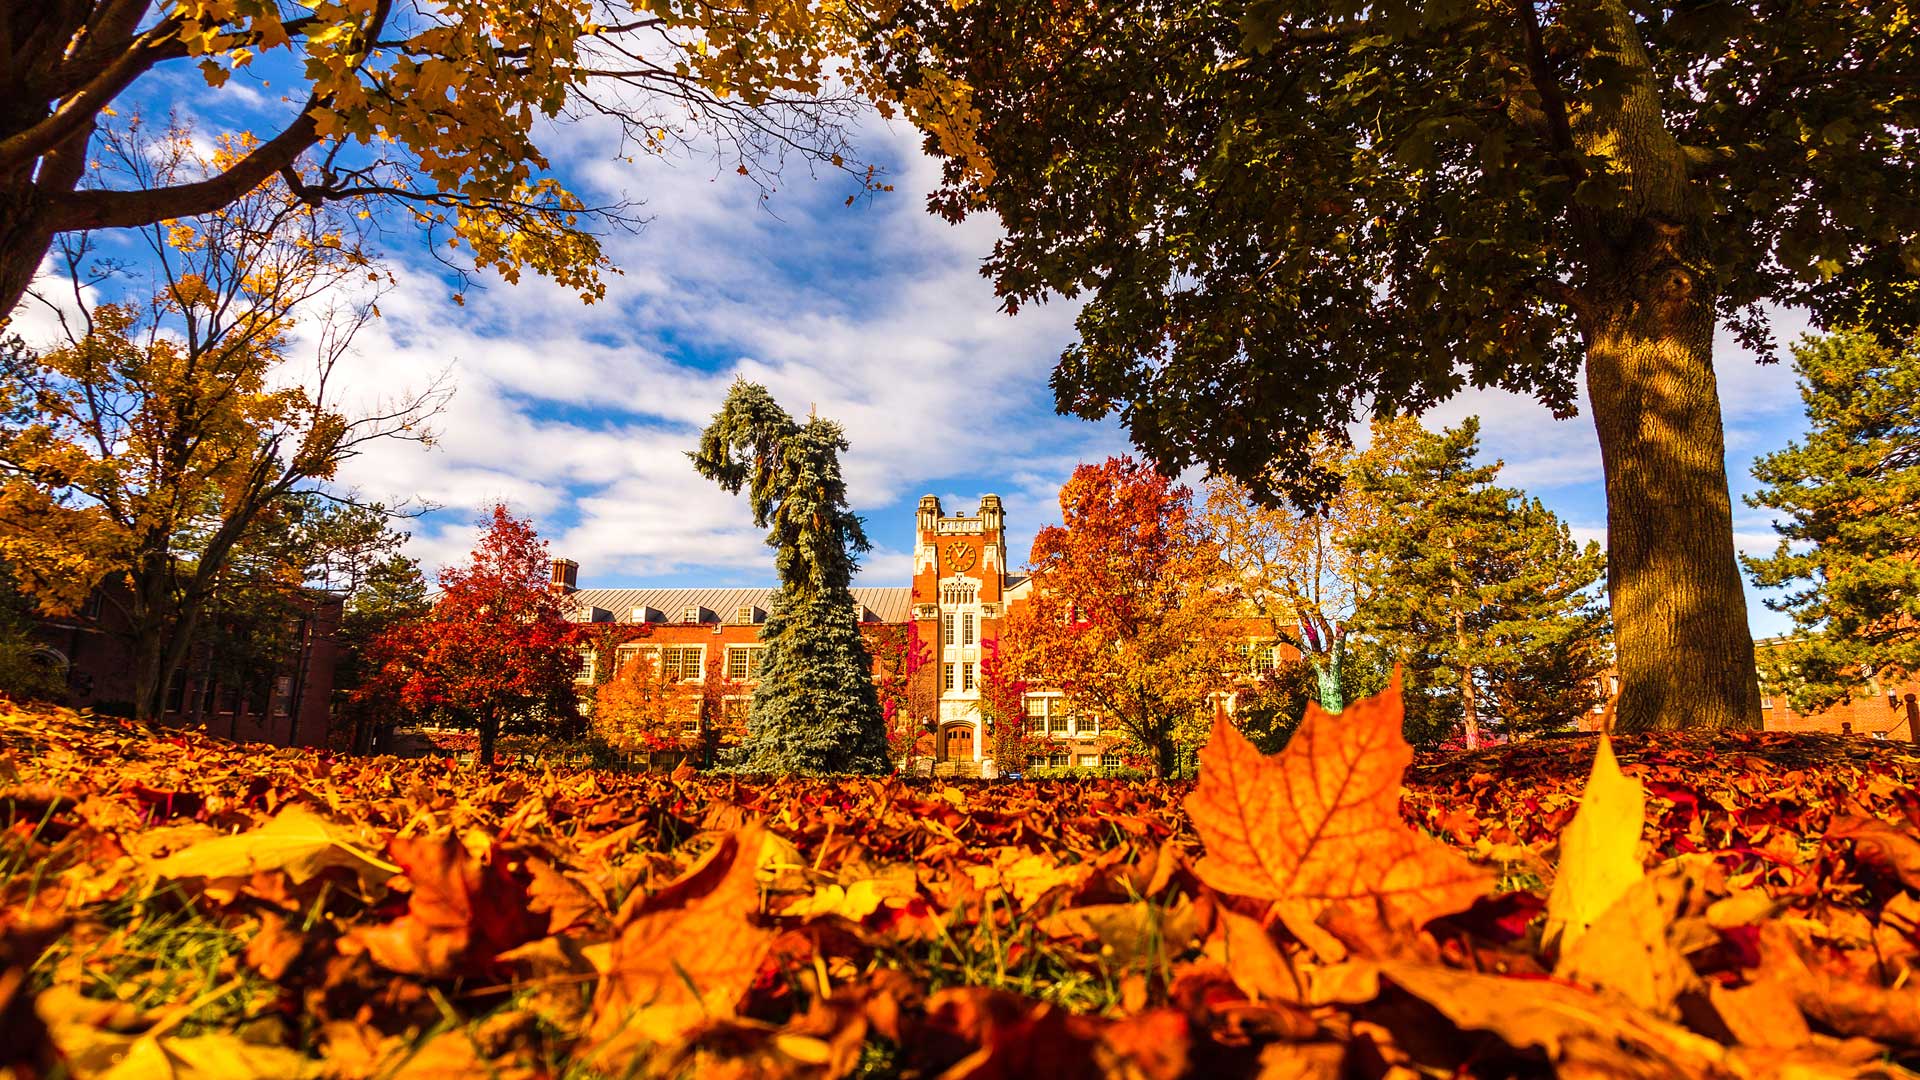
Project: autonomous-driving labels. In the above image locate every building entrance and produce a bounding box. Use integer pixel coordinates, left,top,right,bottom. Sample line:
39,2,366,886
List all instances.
942,723,974,761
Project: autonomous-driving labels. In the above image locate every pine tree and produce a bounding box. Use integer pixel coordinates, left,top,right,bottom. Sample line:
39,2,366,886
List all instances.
1350,420,1609,746
1477,499,1613,738
690,382,890,775
1745,330,1920,711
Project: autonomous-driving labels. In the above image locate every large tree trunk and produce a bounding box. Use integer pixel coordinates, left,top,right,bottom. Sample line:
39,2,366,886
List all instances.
1454,611,1480,749
1586,260,1761,732
479,715,498,765
1570,0,1762,734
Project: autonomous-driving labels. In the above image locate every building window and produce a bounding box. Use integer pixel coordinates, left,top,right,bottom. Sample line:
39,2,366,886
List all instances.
1050,751,1070,768
1101,752,1122,768
963,611,977,646
1252,643,1277,674
661,646,704,682
625,645,705,682
962,662,976,691
1026,695,1073,735
1760,694,1774,710
734,605,759,625
1079,754,1099,767
943,612,956,646
726,646,765,681
614,643,644,675
941,582,977,606
943,663,956,692
575,647,597,685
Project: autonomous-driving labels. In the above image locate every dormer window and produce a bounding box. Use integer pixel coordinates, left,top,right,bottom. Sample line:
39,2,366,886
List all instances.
682,605,701,624
734,605,761,625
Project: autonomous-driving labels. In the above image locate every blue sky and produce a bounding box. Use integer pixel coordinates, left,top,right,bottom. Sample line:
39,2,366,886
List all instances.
19,84,1817,636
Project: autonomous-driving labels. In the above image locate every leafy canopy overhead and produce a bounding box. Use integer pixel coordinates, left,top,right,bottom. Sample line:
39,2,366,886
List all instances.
874,0,1920,501
0,0,923,316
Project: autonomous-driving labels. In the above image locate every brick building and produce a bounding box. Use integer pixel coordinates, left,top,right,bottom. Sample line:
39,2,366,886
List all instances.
1753,636,1920,740
1584,637,1920,740
562,494,1288,773
30,586,342,747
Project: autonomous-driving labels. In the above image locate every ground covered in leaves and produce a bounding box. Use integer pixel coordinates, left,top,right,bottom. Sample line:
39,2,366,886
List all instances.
5,692,1920,1079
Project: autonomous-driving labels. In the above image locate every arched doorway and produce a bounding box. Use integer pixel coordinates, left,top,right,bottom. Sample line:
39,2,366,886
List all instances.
941,723,974,762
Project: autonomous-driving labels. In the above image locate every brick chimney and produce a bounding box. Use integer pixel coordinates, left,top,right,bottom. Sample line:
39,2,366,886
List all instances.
550,558,579,594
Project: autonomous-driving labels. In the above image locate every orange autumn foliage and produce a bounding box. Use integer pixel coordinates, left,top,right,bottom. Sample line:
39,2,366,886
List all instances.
6,683,1920,1076
1187,669,1492,955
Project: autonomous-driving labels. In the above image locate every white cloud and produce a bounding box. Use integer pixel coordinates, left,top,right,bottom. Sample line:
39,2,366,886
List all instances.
322,110,1113,584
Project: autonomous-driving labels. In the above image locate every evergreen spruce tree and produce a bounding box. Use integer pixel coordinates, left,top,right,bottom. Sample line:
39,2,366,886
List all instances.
690,382,890,775
1350,420,1609,746
1746,330,1920,711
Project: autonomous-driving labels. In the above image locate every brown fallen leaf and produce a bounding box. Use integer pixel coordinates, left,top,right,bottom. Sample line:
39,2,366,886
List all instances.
588,825,775,1048
1039,899,1200,969
1554,860,1711,1020
1185,672,1491,954
349,832,541,979
244,913,305,981
1200,907,1299,1002
1827,813,1920,892
1376,963,1735,1078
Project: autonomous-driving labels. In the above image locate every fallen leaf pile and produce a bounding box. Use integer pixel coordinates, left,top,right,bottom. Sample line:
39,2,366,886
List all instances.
4,678,1920,1079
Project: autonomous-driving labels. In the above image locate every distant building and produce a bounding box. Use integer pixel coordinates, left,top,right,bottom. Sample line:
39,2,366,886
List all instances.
30,585,342,747
562,493,1285,773
1586,637,1920,740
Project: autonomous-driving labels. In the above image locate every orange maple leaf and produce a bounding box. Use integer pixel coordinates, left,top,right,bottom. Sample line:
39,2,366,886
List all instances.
1184,672,1491,952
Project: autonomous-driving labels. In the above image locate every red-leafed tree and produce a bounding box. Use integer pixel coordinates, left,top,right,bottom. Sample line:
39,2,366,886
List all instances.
357,504,580,764
869,622,937,770
1003,457,1240,778
978,636,1045,773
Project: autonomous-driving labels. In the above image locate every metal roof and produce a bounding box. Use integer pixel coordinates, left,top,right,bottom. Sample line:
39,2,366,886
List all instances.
565,586,913,624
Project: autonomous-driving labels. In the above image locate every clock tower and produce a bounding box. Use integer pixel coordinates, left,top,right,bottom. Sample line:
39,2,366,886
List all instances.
910,494,1013,770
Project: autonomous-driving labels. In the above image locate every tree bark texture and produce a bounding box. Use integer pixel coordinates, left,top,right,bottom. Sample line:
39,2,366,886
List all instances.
1572,0,1762,732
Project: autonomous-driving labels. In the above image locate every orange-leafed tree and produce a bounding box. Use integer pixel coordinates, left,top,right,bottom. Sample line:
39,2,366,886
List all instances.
0,124,446,721
0,0,924,321
1003,457,1240,778
357,504,579,764
591,650,684,753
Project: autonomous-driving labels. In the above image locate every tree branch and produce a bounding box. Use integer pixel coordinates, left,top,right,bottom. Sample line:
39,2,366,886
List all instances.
46,106,322,232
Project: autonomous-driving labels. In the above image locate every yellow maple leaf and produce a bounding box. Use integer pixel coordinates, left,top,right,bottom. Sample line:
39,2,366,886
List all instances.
1543,733,1646,955
148,804,399,887
1184,671,1491,950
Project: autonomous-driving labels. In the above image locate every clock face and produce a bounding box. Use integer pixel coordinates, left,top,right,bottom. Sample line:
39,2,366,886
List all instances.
945,542,978,573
